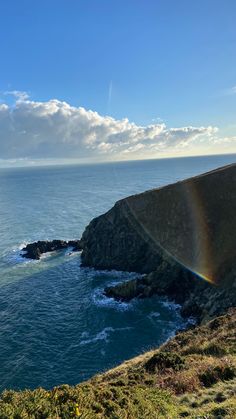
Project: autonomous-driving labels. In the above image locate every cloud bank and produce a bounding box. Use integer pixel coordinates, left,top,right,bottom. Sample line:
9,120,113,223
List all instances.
0,92,234,162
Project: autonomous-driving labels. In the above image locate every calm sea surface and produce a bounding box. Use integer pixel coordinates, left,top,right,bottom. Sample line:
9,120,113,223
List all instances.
0,154,235,391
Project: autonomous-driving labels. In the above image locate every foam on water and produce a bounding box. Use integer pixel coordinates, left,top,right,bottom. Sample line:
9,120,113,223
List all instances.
92,287,132,311
79,326,132,346
161,299,181,311
91,275,142,311
5,248,37,266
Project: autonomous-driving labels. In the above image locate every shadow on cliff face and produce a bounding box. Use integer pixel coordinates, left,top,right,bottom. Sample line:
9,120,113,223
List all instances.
81,163,236,287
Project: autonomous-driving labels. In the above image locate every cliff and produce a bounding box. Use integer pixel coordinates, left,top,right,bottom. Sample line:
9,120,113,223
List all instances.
81,163,236,284
81,163,236,322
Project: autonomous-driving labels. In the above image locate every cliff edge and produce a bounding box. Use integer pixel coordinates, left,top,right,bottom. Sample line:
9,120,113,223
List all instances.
81,163,236,322
81,163,236,284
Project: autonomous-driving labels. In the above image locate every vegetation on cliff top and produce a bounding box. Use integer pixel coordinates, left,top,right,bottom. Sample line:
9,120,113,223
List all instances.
0,309,235,418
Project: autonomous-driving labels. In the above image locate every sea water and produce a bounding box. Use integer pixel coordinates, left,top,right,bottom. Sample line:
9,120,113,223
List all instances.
0,154,235,391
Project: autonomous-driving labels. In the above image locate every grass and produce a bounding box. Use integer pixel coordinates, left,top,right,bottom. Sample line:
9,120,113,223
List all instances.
0,308,235,418
0,385,177,418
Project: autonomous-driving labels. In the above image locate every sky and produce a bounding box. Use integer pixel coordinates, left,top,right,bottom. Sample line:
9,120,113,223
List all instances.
0,0,235,166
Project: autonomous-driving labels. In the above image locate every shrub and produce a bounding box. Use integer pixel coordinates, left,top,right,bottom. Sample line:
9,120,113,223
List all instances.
183,341,228,356
199,363,236,387
211,406,228,417
202,342,229,356
144,351,185,373
163,371,200,394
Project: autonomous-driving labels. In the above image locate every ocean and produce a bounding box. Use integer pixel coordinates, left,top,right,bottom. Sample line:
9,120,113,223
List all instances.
0,154,235,392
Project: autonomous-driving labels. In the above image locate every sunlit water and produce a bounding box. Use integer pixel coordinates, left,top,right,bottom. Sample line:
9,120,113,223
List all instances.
0,154,235,391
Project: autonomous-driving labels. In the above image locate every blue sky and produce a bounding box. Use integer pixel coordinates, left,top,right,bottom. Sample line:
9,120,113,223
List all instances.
0,0,235,164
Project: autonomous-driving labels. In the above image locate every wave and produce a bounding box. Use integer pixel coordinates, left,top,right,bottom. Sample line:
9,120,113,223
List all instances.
160,298,197,326
161,299,181,311
92,287,133,311
79,326,132,346
4,244,36,266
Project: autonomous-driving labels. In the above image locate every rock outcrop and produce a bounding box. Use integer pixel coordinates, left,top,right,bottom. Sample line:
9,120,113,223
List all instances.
22,239,83,260
81,163,236,322
81,163,236,283
104,260,236,323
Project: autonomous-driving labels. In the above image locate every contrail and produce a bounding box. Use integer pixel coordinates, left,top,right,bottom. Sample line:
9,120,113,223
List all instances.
107,80,113,114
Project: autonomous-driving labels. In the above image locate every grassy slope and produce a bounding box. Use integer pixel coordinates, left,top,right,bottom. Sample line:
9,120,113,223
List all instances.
0,309,235,418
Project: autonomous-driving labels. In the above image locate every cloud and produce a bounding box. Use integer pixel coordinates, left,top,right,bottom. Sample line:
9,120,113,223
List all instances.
4,90,30,102
0,94,234,162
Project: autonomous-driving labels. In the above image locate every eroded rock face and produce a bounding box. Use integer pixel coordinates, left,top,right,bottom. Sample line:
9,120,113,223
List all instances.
81,163,236,322
104,259,200,304
22,239,83,260
103,260,236,323
81,199,164,273
81,163,236,285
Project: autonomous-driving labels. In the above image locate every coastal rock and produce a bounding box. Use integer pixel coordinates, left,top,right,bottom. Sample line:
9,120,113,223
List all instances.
22,239,83,260
103,260,195,302
82,163,236,322
104,263,236,323
105,278,142,301
81,163,236,284
103,258,213,321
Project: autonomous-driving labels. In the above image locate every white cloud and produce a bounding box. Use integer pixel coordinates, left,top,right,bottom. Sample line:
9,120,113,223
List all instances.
0,94,234,162
4,90,30,102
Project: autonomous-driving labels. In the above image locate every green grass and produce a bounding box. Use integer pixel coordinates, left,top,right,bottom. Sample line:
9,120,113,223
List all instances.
0,385,178,418
0,308,235,418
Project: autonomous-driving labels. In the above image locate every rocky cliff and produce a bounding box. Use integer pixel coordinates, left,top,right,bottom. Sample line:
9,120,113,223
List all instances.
81,163,236,321
81,163,236,283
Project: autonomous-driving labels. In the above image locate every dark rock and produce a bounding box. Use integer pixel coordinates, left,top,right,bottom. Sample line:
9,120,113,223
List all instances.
105,278,142,302
81,163,236,323
81,204,162,273
67,240,83,251
104,258,211,318
81,163,236,284
22,239,83,260
104,259,236,323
